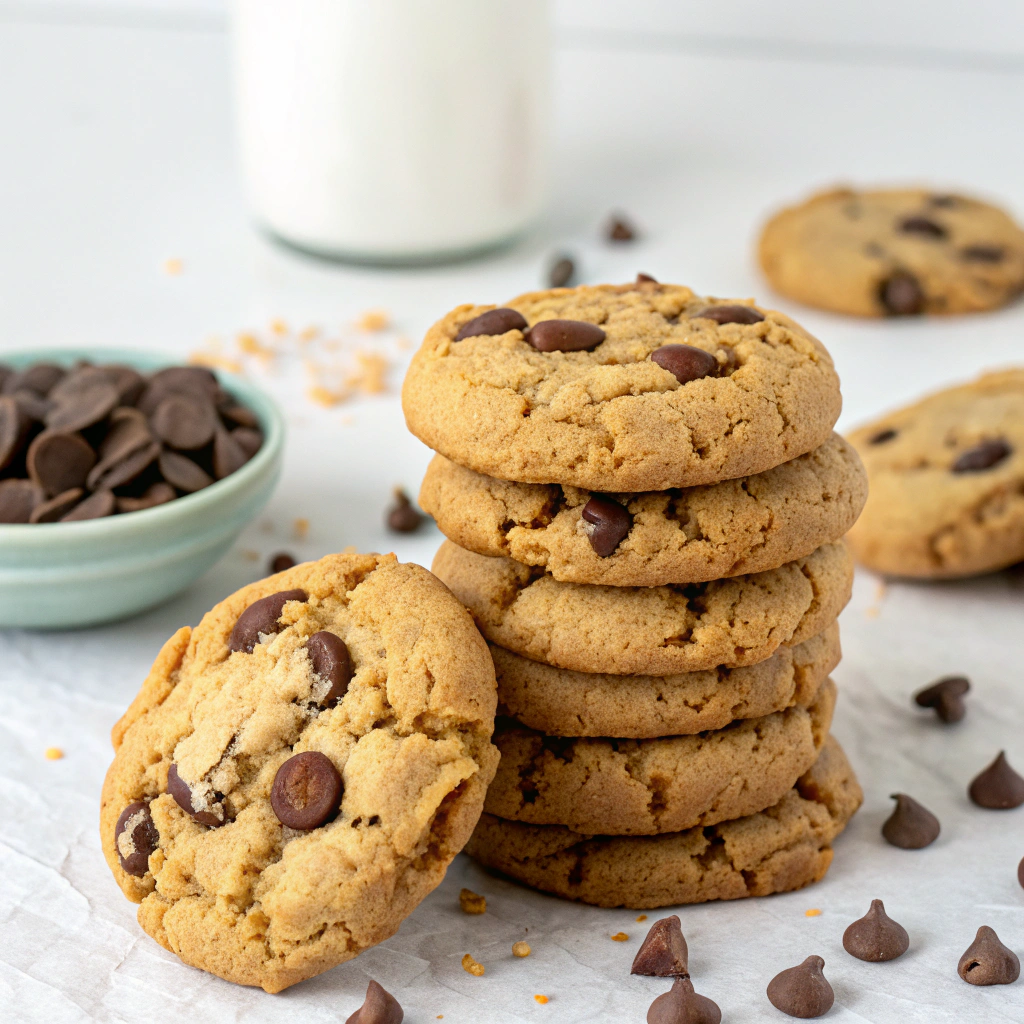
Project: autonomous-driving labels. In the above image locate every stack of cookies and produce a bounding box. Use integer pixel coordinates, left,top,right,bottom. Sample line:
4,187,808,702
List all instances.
403,280,868,909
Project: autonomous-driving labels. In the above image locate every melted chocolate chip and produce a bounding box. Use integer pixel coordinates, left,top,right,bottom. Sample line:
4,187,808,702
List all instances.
271,751,343,830
269,552,296,574
882,793,940,849
695,305,764,325
114,801,159,876
26,431,97,496
651,344,718,385
968,751,1024,809
345,979,404,1024
898,216,947,239
228,588,308,654
961,244,1005,263
879,272,925,315
581,496,632,558
958,926,1020,986
548,256,575,288
454,308,528,342
952,439,1011,473
526,319,606,353
647,977,721,1024
631,915,688,977
869,428,898,445
307,631,353,707
166,763,225,827
386,488,423,532
842,900,909,962
914,675,970,723
766,956,834,1019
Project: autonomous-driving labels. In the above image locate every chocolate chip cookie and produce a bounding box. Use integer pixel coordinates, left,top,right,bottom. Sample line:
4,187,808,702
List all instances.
420,434,866,586
465,736,862,908
759,187,1024,317
494,621,839,738
100,553,499,993
402,283,841,491
432,540,852,676
846,369,1024,577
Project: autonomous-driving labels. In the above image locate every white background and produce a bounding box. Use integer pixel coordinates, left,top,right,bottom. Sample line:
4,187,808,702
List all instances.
0,2,1022,1022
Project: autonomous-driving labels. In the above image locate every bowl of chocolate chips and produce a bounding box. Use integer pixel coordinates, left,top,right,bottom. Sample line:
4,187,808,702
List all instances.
0,350,283,627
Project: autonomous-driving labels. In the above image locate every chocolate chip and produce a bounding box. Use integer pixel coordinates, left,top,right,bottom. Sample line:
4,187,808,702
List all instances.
99,407,153,463
2,362,65,397
88,441,161,492
0,479,45,522
766,956,834,1019
12,389,53,423
581,496,632,557
879,272,924,315
637,273,658,284
228,588,308,654
455,308,528,342
842,900,909,962
114,801,159,876
218,402,260,429
231,427,263,459
61,488,115,522
386,488,424,532
26,431,97,495
526,319,606,353
958,926,1020,986
166,763,226,827
271,750,342,830
914,675,969,723
45,380,119,433
647,977,721,1024
968,751,1024,809
213,428,249,479
548,256,575,288
961,244,1005,263
116,482,177,514
0,395,30,471
103,364,147,406
952,438,1011,473
47,366,110,404
695,305,764,326
158,450,214,493
869,428,898,445
149,365,219,398
882,793,940,848
1018,855,1024,891
631,914,688,977
651,344,718,385
269,552,296,574
150,394,218,451
607,215,636,242
307,631,353,707
898,215,947,239
30,488,85,523
345,979,404,1024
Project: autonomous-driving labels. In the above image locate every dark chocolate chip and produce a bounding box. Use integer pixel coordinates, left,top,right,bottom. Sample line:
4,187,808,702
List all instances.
115,482,176,514
228,588,308,654
958,926,1020,986
961,244,1006,263
766,956,834,1019
103,364,147,406
0,395,30,471
0,479,45,523
631,914,688,977
842,899,909,962
607,215,636,242
914,675,969,723
2,362,65,397
149,365,219,398
879,272,924,315
47,366,110,404
952,438,1011,473
231,427,263,459
269,552,296,574
218,402,260,430
99,407,153,463
651,344,718,385
968,751,1024,809
695,305,764,326
898,216,947,239
526,319,606,353
0,364,10,391
45,380,119,433
271,750,343,830
345,979,404,1024
882,793,940,848
26,431,97,495
114,801,159,877
636,273,658,284
1018,854,1024,891
30,488,85,523
869,428,898,445
647,976,720,1024
12,389,53,423
581,496,632,557
61,489,115,522
150,394,218,451
88,441,161,492
386,488,424,533
307,631,353,707
213,428,249,479
158,450,214,493
548,256,575,288
166,763,225,827
454,308,528,342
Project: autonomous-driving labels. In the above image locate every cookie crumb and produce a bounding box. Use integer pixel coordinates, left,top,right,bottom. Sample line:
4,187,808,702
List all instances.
512,941,531,958
636,914,648,922
805,908,822,917
534,994,549,1004
611,932,629,942
163,258,183,275
307,385,346,408
356,309,390,332
865,605,880,619
269,318,289,336
348,351,389,394
461,953,484,977
293,518,309,541
44,747,63,760
459,888,486,914
874,580,887,601
299,325,320,342
238,333,274,359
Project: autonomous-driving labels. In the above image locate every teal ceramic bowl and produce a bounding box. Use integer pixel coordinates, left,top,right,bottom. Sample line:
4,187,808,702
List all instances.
0,349,284,629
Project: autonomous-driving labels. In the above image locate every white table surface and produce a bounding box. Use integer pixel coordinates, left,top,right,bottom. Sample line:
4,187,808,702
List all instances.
0,8,1022,1023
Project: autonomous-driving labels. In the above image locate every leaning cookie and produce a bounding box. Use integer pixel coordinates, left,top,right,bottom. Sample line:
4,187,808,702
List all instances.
466,736,862,909
759,187,1024,317
100,553,498,993
420,434,866,586
432,539,852,676
846,369,1024,578
402,282,841,491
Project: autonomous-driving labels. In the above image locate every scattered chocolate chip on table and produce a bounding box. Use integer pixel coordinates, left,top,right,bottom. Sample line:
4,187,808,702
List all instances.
881,793,941,849
647,977,721,1024
345,979,404,1024
914,675,970,723
766,956,834,1019
842,900,910,962
385,487,424,533
968,751,1024,809
631,915,689,977
957,926,1020,986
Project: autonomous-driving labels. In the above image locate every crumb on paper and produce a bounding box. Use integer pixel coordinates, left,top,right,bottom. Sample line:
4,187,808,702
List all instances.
293,518,309,541
340,415,355,426
865,606,880,619
636,914,648,922
459,888,486,915
874,580,887,601
307,385,347,408
45,747,63,760
240,549,260,562
347,351,389,394
512,941,531,958
356,309,390,332
163,258,183,275
805,908,822,917
396,335,413,350
611,932,628,942
238,333,274,359
534,995,549,1004
461,954,484,977
269,318,289,336
188,351,243,374
298,325,320,342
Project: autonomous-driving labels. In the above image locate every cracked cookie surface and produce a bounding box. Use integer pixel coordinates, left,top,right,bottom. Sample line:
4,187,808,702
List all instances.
465,735,861,908
759,187,1024,317
846,369,1024,578
494,621,839,738
100,553,499,993
420,434,866,586
402,283,841,491
484,679,834,835
433,540,852,676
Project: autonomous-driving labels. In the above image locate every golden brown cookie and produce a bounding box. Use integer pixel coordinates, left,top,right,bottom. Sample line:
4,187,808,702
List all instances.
402,283,841,491
465,736,862,908
419,434,866,586
759,187,1024,317
100,553,498,993
846,369,1024,578
432,540,852,676
493,622,840,738
483,679,834,835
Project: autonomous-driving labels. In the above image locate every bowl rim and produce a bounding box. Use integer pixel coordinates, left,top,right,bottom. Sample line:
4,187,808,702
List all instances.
0,347,285,542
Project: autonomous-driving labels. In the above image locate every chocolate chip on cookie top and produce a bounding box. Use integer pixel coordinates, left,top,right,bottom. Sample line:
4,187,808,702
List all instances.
271,751,343,829
228,588,308,653
114,801,159,877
